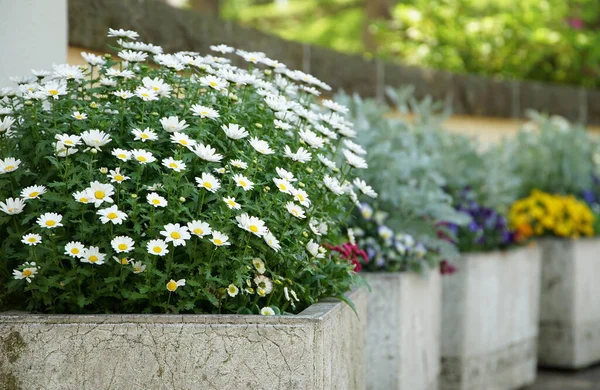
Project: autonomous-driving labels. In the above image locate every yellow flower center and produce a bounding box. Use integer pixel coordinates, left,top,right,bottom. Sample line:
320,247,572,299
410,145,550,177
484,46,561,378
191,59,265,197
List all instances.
213,238,223,245
152,86,159,91
28,237,37,243
169,163,178,168
279,184,287,191
201,111,209,116
48,89,59,95
5,166,15,171
228,286,236,294
292,209,299,216
142,93,150,98
209,81,218,87
167,281,178,291
152,199,160,205
89,255,99,263
107,212,118,219
120,258,128,265
79,197,88,203
94,191,105,199
250,225,259,233
170,232,181,239
297,194,304,201
118,153,126,159
194,228,203,235
71,248,80,255
141,134,149,139
203,181,212,189
239,181,247,187
115,175,124,181
227,200,236,207
29,192,39,198
121,94,128,98
153,246,162,253
64,140,74,145
22,269,32,277
179,140,188,145
46,220,56,227
118,243,128,251
137,156,147,162
134,267,142,272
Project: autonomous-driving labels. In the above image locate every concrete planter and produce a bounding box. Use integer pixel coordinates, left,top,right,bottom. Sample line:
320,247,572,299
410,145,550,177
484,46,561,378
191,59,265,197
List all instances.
364,270,441,390
440,245,541,390
0,289,366,390
538,238,600,369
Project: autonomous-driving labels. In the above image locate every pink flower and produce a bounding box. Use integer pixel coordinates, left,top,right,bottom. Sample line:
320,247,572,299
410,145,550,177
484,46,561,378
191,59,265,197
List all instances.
326,242,368,272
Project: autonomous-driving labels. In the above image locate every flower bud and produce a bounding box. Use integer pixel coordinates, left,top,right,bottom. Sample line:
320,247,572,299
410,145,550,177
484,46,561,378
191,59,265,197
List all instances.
305,168,313,174
263,186,271,192
99,167,108,174
255,123,263,128
333,167,340,173
179,197,186,203
90,102,98,109
302,231,308,238
298,182,305,188
131,194,138,199
90,148,98,155
264,69,272,75
103,53,112,59
274,279,283,285
24,100,33,106
151,112,160,116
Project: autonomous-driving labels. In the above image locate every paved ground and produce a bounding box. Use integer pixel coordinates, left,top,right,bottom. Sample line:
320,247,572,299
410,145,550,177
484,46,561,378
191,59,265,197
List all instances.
526,366,600,390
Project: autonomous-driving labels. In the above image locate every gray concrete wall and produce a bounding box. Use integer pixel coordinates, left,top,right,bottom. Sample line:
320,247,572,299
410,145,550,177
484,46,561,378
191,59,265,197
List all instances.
364,271,441,390
440,245,541,390
0,289,366,389
67,0,599,124
538,239,600,369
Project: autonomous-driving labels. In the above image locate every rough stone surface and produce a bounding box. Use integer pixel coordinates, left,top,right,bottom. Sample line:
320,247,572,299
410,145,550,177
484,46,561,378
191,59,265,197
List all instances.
440,245,541,390
0,289,366,390
365,271,441,390
538,239,600,369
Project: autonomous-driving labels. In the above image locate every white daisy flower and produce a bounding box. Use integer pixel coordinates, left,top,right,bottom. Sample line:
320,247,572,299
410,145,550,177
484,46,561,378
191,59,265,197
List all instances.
0,116,16,134
108,28,139,40
0,157,21,174
166,278,186,292
21,233,42,246
81,246,106,265
223,196,241,210
298,128,325,149
200,75,228,91
252,258,266,274
210,231,231,246
142,77,172,97
147,239,169,256
309,223,322,236
113,256,131,265
109,168,130,184
254,275,273,294
162,157,187,172
86,181,115,207
39,80,67,99
113,89,134,99
190,104,219,119
21,185,47,200
55,134,82,148
322,99,349,114
131,261,147,274
187,220,212,237
110,149,131,163
81,52,106,66
13,265,38,283
274,119,292,131
81,129,111,151
272,178,294,194
343,149,368,169
260,307,276,316
160,116,189,133
285,202,306,219
53,64,85,80
0,197,25,215
221,123,249,140
283,145,311,163
314,124,338,140
210,44,234,54
229,159,248,169
249,137,275,155
317,154,337,170
236,213,268,237
276,167,296,182
100,77,117,86
132,127,158,142
302,85,321,96
160,223,191,247
214,167,226,175
134,87,158,101
337,125,357,138
353,178,378,198
195,172,221,193
307,239,325,258
118,49,148,62
111,236,135,253
36,212,63,229
227,284,239,297
232,174,254,191
131,149,157,164
192,144,223,162
344,140,367,155
147,192,168,208
72,111,87,120
170,132,196,148
64,241,85,258
54,141,78,157
323,175,345,196
97,205,128,225
291,188,311,207
263,232,281,252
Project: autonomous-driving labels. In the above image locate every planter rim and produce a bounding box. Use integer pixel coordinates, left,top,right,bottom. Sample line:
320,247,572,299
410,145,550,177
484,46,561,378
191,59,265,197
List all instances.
361,269,439,278
0,288,365,325
459,243,537,258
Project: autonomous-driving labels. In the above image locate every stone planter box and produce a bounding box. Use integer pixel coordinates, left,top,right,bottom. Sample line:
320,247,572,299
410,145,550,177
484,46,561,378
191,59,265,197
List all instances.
440,245,541,390
538,238,600,369
0,289,366,389
364,270,441,390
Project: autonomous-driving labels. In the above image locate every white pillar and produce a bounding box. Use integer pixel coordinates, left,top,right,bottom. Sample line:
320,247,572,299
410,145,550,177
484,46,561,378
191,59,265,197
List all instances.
0,0,67,87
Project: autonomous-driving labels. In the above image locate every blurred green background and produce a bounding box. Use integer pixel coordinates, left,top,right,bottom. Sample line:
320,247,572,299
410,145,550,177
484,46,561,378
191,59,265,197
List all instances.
181,0,600,88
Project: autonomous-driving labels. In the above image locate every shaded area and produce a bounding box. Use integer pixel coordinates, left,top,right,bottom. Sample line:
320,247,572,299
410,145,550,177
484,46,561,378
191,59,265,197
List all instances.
527,366,600,390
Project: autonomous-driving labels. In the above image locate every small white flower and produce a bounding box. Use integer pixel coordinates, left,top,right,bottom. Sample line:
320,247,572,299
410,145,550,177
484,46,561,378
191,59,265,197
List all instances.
142,77,172,97
53,64,85,80
200,75,228,91
147,192,168,208
343,149,368,169
132,149,157,164
291,188,310,207
170,132,196,148
134,87,158,101
106,68,135,79
232,174,254,191
160,223,191,247
113,89,134,99
191,104,219,119
263,232,281,252
108,28,139,40
344,140,367,155
196,172,221,193
113,256,131,265
283,145,311,163
322,99,349,114
252,258,266,274
223,196,241,210
210,231,231,246
72,190,91,204
306,239,325,258
249,137,275,155
276,167,297,182
323,175,344,196
229,159,248,170
72,111,88,120
100,77,117,86
39,80,67,99
188,220,212,238
147,239,169,256
13,265,38,283
0,157,21,174
192,144,223,162
285,202,306,219
0,197,25,215
227,284,239,297
131,261,147,274
221,123,249,140
118,49,148,62
260,307,276,316
21,233,42,246
254,274,273,294
86,181,115,207
274,119,292,131
111,236,135,253
132,127,158,142
298,128,325,149
214,167,226,175
37,212,63,229
210,44,234,54
353,178,378,198
81,52,106,66
236,213,268,237
55,134,82,148
160,116,189,133
21,185,47,200
63,241,85,258
109,168,130,184
272,178,294,194
97,205,128,225
162,157,187,172
317,154,337,170
81,246,106,265
81,129,112,151
0,116,16,133
166,278,186,292
111,148,131,162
